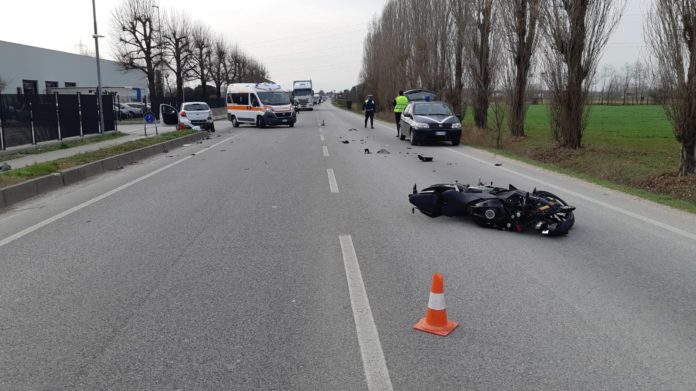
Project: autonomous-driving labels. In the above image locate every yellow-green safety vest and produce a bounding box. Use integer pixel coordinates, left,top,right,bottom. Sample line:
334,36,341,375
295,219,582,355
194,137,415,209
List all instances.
394,95,408,113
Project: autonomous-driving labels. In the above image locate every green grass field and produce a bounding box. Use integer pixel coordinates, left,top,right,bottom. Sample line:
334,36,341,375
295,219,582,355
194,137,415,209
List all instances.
464,104,696,211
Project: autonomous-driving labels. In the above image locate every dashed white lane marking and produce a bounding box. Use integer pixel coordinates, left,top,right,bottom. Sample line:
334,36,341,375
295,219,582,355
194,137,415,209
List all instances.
0,136,236,249
339,235,394,391
445,147,696,243
323,146,329,157
327,169,339,193
320,134,325,141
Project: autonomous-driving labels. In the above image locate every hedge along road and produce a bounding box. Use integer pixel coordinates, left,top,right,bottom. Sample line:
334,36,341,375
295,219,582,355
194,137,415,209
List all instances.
1,103,696,390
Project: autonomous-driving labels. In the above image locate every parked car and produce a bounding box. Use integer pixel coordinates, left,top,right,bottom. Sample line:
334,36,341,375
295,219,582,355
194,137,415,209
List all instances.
114,103,142,118
178,102,215,131
113,104,133,120
404,88,438,102
399,101,462,146
122,103,144,117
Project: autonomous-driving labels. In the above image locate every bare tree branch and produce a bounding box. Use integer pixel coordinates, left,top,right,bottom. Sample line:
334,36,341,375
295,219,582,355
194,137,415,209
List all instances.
541,0,626,148
647,0,696,175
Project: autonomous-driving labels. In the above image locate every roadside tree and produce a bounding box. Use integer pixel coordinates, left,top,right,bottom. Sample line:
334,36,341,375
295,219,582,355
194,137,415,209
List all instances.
162,10,193,101
111,0,161,98
540,0,626,149
498,0,543,138
647,0,696,175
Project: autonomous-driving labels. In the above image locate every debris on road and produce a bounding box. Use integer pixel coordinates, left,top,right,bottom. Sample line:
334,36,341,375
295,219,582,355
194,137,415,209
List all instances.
348,128,358,132
495,163,502,166
342,140,350,144
364,148,371,154
376,148,390,154
322,120,325,126
418,154,433,162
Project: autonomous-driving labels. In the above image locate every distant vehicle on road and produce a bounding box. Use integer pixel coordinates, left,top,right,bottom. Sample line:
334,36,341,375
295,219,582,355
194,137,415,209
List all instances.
178,101,215,131
313,94,321,105
292,80,314,111
226,83,296,128
399,101,462,146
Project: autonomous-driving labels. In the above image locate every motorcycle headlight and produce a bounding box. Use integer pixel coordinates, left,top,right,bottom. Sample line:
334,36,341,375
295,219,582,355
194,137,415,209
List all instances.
451,122,462,129
415,123,430,129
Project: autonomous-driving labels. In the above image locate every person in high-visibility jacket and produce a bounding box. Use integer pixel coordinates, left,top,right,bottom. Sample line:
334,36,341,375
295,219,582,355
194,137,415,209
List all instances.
392,91,409,137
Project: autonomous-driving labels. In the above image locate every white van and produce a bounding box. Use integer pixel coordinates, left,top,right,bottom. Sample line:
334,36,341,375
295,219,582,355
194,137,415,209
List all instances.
226,83,297,128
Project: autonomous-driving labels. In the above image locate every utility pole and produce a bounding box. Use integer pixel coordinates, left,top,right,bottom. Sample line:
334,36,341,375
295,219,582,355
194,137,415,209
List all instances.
153,4,164,98
92,0,105,134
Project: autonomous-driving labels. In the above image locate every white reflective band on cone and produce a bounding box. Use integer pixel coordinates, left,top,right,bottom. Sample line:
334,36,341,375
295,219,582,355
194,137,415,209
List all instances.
428,292,446,310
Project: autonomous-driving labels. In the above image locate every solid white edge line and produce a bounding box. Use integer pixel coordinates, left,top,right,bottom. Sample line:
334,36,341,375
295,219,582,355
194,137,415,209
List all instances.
0,135,236,249
339,235,394,391
323,146,329,157
444,147,696,242
327,168,339,193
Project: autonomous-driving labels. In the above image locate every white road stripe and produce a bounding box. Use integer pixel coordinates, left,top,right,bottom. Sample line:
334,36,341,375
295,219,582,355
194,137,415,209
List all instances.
0,135,237,249
323,146,329,157
327,168,339,193
320,134,325,141
339,235,393,391
445,147,696,242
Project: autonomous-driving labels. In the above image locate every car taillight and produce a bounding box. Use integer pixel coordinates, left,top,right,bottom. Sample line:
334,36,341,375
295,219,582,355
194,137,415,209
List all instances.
180,111,187,117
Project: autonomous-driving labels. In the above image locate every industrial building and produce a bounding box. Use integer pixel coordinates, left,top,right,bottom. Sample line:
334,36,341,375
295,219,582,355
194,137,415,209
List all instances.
0,40,147,101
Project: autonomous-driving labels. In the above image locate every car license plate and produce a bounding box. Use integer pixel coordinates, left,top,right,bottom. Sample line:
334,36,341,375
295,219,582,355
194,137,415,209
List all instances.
435,131,446,136
282,119,288,123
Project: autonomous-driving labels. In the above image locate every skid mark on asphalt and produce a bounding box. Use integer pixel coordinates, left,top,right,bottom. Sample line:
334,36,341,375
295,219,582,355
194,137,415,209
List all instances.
339,235,394,391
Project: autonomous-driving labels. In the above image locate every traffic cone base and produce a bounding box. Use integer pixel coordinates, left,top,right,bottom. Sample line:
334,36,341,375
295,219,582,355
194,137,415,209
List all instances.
413,317,459,337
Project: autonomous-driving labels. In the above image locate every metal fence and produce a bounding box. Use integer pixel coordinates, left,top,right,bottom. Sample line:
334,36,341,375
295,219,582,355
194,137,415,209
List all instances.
0,93,115,150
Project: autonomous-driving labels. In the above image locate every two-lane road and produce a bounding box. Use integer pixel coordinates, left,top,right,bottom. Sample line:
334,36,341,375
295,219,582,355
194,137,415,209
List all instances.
2,103,696,390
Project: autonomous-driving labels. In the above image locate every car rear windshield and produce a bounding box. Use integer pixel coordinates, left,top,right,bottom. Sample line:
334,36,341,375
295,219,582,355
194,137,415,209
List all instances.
258,92,291,105
413,103,453,116
184,103,210,111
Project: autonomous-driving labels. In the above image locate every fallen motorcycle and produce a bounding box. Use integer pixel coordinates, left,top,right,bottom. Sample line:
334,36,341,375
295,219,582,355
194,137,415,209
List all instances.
409,181,576,236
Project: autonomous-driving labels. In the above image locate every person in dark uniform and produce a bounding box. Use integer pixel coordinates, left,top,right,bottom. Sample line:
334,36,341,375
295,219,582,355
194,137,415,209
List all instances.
392,90,408,137
362,94,376,128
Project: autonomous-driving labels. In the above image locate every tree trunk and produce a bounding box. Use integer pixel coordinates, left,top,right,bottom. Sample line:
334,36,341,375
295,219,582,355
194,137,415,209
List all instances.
510,67,529,137
679,142,696,176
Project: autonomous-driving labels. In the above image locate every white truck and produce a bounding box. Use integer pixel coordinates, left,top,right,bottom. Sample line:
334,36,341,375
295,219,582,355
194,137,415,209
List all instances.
292,80,314,111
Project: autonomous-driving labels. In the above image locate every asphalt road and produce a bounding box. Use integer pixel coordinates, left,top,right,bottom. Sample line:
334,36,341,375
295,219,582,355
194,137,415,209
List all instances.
2,103,696,390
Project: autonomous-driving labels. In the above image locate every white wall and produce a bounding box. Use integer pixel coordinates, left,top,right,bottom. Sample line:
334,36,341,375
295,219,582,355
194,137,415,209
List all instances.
0,40,147,97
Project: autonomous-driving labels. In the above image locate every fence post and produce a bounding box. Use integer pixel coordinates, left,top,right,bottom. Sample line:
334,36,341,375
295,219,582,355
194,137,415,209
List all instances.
0,94,5,151
77,93,84,137
55,92,62,141
113,94,118,132
29,100,36,145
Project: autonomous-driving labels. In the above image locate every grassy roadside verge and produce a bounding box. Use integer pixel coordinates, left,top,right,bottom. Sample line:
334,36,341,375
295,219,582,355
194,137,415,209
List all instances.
0,132,127,163
0,130,196,188
334,101,696,213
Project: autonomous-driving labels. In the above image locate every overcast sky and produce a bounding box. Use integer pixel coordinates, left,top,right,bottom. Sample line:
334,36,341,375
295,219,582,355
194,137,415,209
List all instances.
1,0,651,92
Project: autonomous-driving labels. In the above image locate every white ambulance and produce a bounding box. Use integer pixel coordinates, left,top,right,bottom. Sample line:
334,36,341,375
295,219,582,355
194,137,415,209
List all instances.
226,83,297,128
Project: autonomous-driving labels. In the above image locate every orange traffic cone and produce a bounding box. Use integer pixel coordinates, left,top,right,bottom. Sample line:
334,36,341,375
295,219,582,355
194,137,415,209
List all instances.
413,273,459,336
